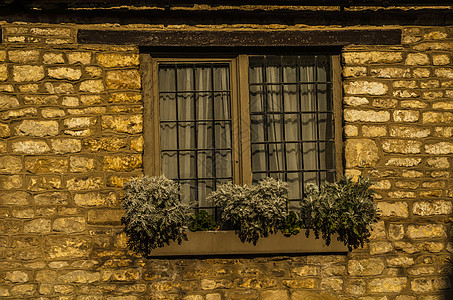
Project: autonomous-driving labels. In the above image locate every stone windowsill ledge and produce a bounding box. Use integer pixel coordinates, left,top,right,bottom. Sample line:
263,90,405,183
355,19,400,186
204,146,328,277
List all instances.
147,231,348,257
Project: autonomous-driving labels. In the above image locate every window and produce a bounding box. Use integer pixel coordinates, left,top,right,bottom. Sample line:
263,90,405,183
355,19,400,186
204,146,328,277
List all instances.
143,54,342,218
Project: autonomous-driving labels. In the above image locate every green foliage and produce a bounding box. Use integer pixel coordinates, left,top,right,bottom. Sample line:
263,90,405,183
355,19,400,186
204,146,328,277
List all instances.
208,177,289,245
189,210,218,232
280,211,302,237
121,175,192,256
300,176,379,251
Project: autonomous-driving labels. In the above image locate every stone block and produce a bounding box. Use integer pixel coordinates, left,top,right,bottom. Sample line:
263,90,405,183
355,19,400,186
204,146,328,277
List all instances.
261,290,289,300
87,209,124,224
400,100,428,109
433,101,453,110
407,224,447,239
343,66,367,77
344,125,358,136
101,115,143,134
377,202,408,217
53,217,86,233
85,66,102,77
45,236,90,259
343,52,403,64
389,126,429,138
0,94,19,109
426,157,450,169
435,68,453,78
60,270,101,284
12,65,45,82
405,53,430,65
15,120,59,137
393,90,421,98
395,181,419,189
423,112,453,124
370,67,410,78
106,70,141,90
0,191,29,205
368,277,407,293
389,224,404,240
369,241,393,254
83,136,128,151
50,139,82,154
108,92,142,103
74,192,117,207
96,53,139,67
362,125,387,137
4,271,29,283
48,67,82,80
66,175,103,190
43,52,65,64
34,192,68,205
24,219,51,233
393,110,419,122
393,80,418,88
344,81,388,95
344,109,390,122
10,284,35,296
12,140,50,154
102,155,142,172
30,27,72,36
432,54,450,65
18,84,39,92
28,175,61,191
130,136,144,152
413,201,452,216
8,50,40,63
345,139,379,168
64,117,96,129
79,79,104,92
372,98,398,108
69,156,96,172
25,157,68,173
387,256,414,267
382,140,421,154
0,156,22,173
0,64,8,81
413,68,431,78
67,52,92,64
291,291,337,300
61,96,79,107
45,82,74,94
23,95,58,106
425,142,453,154
344,96,369,106
348,258,385,276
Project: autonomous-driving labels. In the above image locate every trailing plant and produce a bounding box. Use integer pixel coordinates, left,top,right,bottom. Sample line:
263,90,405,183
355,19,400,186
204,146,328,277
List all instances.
208,177,289,245
121,175,192,256
299,176,379,251
189,210,219,232
280,211,302,237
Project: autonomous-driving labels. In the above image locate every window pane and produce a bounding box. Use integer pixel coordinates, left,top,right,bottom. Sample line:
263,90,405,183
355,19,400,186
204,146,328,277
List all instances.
249,55,335,201
159,62,233,211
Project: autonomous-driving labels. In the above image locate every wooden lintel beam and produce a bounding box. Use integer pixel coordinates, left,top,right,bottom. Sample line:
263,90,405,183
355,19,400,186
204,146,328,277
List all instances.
78,29,402,47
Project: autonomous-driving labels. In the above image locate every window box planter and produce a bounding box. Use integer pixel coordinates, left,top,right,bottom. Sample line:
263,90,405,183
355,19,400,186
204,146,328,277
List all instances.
147,231,348,257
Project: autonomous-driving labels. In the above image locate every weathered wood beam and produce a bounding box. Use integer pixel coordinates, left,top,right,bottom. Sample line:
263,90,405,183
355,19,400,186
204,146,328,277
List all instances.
78,29,402,47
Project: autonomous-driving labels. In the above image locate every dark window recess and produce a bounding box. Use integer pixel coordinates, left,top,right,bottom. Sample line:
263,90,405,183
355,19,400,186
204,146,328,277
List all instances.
249,55,336,209
158,63,233,218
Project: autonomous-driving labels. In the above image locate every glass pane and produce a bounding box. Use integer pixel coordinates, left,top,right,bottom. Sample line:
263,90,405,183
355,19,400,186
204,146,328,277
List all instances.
159,93,176,121
250,115,265,143
268,144,284,172
161,151,178,179
249,85,264,113
268,114,283,142
283,84,298,112
179,122,196,149
214,93,230,119
196,93,213,120
301,113,317,141
303,142,317,170
178,93,194,121
176,67,194,91
179,151,196,179
286,143,301,171
300,84,316,111
197,122,213,149
215,122,231,148
317,55,329,82
251,144,267,172
284,114,300,141
160,123,177,150
215,150,232,178
158,67,176,92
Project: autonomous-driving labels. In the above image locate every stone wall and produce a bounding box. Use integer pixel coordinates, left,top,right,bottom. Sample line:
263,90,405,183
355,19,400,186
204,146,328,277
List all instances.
0,21,452,299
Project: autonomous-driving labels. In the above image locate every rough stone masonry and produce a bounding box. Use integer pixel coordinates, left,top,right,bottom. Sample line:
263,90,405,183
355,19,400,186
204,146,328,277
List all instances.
0,5,452,300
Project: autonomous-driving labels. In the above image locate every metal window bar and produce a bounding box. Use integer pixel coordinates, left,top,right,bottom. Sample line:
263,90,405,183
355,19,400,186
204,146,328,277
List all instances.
159,62,233,221
249,55,335,203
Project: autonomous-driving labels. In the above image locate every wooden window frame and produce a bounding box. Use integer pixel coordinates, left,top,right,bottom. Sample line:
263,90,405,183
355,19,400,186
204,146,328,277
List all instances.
142,53,342,187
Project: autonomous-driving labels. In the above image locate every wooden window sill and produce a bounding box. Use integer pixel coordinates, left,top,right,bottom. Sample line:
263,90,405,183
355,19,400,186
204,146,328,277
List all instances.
147,231,348,257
